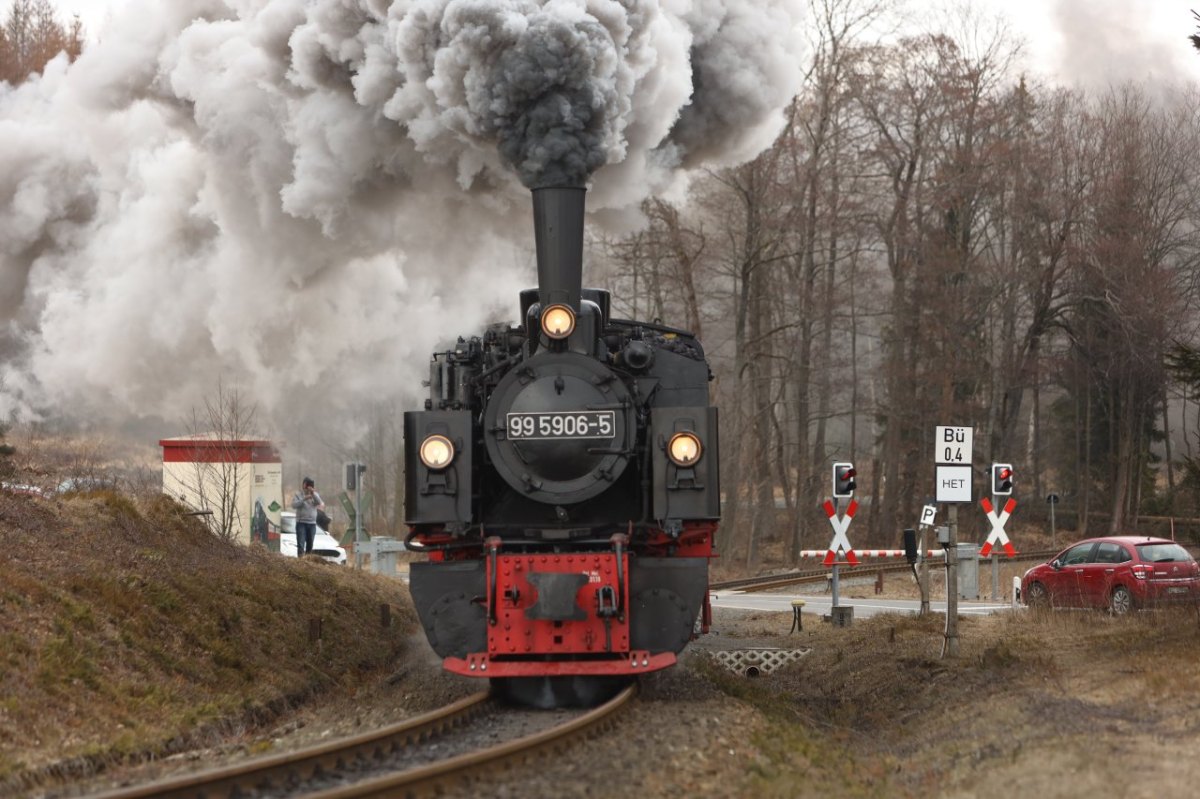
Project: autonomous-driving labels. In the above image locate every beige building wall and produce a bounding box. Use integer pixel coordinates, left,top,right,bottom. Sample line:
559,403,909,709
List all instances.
161,444,283,545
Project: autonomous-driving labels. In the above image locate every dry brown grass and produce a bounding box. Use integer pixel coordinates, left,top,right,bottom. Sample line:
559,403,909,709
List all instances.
702,603,1200,797
0,489,416,795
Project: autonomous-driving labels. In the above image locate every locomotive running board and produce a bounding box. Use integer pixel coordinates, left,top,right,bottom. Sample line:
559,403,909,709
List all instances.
444,650,676,677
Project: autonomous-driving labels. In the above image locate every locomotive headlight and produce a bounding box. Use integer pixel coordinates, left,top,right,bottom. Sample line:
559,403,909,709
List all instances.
667,432,703,467
419,435,455,470
541,304,576,340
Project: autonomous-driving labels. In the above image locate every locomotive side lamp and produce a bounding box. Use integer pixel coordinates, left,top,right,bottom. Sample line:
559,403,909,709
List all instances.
541,304,576,339
667,432,703,466
419,435,455,470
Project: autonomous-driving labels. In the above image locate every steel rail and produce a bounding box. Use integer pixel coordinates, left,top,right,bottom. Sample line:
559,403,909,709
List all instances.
712,549,1061,594
89,691,492,799
89,685,636,799
305,683,636,799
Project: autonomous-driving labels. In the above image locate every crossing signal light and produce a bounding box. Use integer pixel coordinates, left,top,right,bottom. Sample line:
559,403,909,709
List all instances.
345,462,367,491
903,528,918,565
991,463,1013,495
833,462,857,498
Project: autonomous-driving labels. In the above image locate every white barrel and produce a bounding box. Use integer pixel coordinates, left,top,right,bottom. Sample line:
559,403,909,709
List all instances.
280,511,297,534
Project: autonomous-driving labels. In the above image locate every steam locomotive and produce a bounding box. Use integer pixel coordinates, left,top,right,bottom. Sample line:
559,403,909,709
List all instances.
403,186,720,706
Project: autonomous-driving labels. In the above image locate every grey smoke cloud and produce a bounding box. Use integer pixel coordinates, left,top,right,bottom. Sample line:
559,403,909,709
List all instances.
0,0,805,439
1050,0,1193,89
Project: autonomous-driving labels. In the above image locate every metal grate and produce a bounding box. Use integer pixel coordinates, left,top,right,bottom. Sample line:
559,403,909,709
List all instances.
708,647,811,676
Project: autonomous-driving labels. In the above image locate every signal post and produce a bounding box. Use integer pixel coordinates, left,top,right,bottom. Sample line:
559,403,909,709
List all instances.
344,461,367,568
935,426,973,659
826,462,857,626
983,463,1017,601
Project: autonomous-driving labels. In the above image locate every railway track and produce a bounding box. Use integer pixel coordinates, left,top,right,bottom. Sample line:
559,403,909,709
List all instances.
90,686,635,799
711,549,1061,594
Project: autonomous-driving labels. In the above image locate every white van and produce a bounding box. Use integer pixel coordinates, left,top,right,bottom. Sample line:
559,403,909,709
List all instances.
279,511,348,565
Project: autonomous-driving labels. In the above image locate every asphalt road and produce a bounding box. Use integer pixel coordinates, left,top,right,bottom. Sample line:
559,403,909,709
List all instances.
710,590,1017,618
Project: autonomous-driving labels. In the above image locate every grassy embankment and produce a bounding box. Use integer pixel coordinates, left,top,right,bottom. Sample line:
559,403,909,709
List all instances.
0,489,417,794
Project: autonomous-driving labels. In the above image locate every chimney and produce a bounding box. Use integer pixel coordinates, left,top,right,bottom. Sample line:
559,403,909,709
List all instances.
531,186,585,312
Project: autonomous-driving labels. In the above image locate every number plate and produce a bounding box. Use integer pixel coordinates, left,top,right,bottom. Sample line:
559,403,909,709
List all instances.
1168,586,1189,595
507,411,616,440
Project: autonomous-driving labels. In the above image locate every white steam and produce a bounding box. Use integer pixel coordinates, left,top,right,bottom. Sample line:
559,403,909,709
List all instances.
0,0,805,439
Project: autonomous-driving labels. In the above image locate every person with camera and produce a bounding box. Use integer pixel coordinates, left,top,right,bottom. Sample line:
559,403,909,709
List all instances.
291,476,324,558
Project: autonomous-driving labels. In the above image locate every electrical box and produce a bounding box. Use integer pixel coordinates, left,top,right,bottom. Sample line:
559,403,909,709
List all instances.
957,544,980,599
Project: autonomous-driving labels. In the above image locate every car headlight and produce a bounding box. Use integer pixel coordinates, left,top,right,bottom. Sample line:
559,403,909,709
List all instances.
668,432,702,467
541,304,576,339
419,435,455,470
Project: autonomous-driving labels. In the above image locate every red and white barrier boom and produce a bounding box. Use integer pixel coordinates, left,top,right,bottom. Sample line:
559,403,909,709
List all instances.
979,496,1017,557
822,498,858,566
796,549,946,559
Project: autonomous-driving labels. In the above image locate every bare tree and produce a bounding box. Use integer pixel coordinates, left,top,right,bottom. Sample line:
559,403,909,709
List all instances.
0,0,83,85
172,382,260,542
784,0,886,558
705,147,796,567
1062,87,1200,533
0,420,15,481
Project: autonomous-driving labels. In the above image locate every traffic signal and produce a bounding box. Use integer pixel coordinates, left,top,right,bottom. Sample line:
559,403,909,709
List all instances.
832,462,857,498
903,528,918,564
991,463,1013,495
345,462,367,491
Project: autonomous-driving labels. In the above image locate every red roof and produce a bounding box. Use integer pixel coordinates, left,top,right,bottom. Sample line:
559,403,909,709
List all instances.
159,434,281,464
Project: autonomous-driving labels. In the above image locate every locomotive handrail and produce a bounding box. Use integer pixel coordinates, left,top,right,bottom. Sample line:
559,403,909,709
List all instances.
469,353,517,384
609,317,697,337
486,537,500,625
613,532,628,619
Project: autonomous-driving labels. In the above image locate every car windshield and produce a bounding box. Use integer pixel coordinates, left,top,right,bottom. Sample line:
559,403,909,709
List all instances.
1135,542,1191,563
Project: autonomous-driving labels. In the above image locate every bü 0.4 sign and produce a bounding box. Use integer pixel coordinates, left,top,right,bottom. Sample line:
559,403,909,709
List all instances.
935,426,973,465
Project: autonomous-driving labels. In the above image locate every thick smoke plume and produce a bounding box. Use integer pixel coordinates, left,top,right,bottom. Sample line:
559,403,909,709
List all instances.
1050,0,1194,90
0,0,805,440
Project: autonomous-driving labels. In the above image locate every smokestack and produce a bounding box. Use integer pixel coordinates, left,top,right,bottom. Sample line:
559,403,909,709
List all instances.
531,187,585,312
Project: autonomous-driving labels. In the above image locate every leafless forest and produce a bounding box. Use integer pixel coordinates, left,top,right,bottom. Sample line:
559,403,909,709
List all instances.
596,3,1200,564
6,1,1200,567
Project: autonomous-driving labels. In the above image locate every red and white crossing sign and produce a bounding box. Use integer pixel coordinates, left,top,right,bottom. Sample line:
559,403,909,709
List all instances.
822,499,859,566
979,496,1017,557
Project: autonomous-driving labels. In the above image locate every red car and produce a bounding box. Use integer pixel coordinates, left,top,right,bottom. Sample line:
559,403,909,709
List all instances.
1021,536,1200,613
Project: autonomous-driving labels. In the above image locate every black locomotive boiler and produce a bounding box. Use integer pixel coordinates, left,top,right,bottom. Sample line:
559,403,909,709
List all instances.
404,186,719,705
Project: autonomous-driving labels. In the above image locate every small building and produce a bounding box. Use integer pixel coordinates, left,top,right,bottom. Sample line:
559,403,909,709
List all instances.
159,434,283,545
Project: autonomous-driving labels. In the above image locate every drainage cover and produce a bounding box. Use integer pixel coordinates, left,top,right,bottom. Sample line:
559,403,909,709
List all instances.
709,647,811,676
